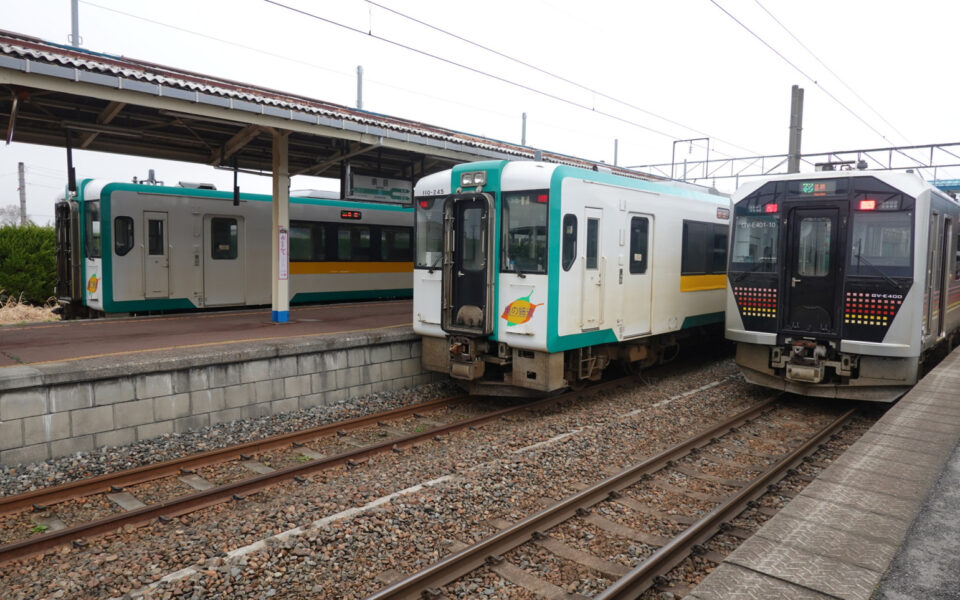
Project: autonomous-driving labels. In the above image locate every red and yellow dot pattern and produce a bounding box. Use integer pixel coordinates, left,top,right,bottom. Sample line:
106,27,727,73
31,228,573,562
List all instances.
844,292,902,326
733,286,778,318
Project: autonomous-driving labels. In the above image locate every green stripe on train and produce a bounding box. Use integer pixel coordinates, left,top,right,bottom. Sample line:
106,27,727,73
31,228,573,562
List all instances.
681,312,725,329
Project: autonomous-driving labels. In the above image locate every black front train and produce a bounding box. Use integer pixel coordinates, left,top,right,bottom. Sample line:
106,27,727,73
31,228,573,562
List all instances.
725,172,960,401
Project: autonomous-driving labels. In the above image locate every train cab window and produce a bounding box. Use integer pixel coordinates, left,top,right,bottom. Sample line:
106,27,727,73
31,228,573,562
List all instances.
114,217,134,256
797,217,831,276
380,226,413,261
502,191,548,274
629,217,648,274
290,221,325,261
848,211,912,278
415,196,444,269
338,224,372,261
730,215,778,271
210,218,238,260
562,214,577,271
84,201,101,259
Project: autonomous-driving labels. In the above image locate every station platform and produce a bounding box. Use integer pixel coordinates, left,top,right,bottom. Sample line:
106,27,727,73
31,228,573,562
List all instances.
0,300,412,369
0,300,434,466
686,347,960,600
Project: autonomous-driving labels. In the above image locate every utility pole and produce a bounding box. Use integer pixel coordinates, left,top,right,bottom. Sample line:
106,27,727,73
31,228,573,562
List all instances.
521,112,527,146
788,84,804,173
17,162,26,225
356,66,363,110
614,139,619,167
69,0,80,47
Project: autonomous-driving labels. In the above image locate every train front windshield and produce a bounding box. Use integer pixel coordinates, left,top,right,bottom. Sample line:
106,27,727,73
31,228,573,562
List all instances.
848,211,913,277
85,200,101,259
730,214,778,272
415,196,444,269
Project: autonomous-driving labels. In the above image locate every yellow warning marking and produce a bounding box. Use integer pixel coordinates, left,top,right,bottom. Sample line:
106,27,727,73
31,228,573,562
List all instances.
680,274,727,292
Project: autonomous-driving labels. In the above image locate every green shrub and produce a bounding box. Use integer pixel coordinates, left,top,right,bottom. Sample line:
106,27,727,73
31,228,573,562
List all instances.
0,224,57,305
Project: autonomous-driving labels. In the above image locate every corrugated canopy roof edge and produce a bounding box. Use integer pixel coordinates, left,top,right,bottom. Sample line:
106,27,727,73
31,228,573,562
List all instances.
0,29,663,182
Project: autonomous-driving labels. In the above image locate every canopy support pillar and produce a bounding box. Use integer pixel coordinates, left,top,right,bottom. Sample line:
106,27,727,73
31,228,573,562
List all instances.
271,129,291,323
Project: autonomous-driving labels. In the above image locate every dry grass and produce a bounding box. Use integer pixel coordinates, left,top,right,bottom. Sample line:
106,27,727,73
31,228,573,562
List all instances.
0,290,61,325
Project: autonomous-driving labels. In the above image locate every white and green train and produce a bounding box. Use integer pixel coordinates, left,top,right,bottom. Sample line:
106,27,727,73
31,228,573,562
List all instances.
413,160,731,395
55,179,414,318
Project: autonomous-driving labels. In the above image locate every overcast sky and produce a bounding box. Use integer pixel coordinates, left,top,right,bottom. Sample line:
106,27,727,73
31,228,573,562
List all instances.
2,0,959,223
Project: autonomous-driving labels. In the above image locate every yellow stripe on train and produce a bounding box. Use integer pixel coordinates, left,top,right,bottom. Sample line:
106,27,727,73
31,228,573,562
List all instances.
680,274,727,292
290,261,414,275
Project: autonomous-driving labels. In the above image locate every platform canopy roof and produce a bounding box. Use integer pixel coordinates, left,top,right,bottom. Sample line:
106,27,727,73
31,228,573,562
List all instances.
0,30,659,183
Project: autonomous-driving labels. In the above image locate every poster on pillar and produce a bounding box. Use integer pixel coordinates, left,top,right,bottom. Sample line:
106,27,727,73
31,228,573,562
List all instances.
278,227,289,281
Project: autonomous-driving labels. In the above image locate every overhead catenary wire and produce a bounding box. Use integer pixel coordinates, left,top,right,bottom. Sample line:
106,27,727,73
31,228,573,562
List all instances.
262,0,756,156
76,1,607,148
752,0,912,145
362,0,758,156
708,0,902,149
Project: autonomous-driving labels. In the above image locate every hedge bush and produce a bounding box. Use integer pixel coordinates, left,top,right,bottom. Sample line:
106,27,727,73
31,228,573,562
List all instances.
0,224,57,305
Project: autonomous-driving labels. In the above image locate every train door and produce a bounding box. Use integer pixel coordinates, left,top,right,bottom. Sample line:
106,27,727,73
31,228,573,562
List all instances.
622,214,653,337
203,215,245,306
942,218,952,337
582,208,603,330
441,193,495,335
144,211,169,298
782,206,841,336
924,214,942,338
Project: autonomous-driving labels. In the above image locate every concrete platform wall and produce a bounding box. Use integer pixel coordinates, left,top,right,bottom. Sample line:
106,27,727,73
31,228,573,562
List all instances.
0,331,436,466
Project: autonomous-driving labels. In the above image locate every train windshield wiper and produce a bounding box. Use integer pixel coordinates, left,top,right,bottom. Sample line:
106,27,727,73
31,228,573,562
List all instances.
506,258,526,279
853,239,906,290
731,258,774,282
427,252,443,274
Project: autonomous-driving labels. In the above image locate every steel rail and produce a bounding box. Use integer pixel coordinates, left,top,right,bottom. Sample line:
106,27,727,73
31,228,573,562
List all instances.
0,375,643,565
365,397,779,600
596,407,857,599
0,395,466,515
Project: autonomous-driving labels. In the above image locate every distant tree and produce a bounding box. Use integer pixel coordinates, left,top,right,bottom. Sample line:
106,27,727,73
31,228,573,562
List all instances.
0,223,56,303
0,205,20,226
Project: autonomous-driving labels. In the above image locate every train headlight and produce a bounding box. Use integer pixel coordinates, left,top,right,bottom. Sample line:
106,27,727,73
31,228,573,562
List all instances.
460,171,487,187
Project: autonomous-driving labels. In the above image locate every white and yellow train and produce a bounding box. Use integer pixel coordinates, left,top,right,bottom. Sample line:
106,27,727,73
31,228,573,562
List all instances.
413,160,731,395
55,179,413,317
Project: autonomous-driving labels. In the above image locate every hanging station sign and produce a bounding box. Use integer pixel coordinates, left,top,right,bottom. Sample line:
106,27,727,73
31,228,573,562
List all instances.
348,174,412,204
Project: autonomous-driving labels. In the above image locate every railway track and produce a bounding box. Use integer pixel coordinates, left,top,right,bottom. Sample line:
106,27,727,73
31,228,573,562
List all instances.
367,398,857,600
0,375,645,565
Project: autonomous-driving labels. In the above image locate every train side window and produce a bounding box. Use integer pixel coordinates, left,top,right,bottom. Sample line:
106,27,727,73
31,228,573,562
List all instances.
338,224,372,261
681,221,709,274
586,218,599,269
290,221,325,261
956,231,960,278
114,216,134,256
797,217,831,276
712,223,728,274
210,218,238,260
629,217,648,274
381,226,412,261
682,220,727,275
562,214,577,271
148,219,165,256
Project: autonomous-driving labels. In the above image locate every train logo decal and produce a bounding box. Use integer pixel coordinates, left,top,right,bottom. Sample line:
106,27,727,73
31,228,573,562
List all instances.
86,275,99,294
501,292,543,326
